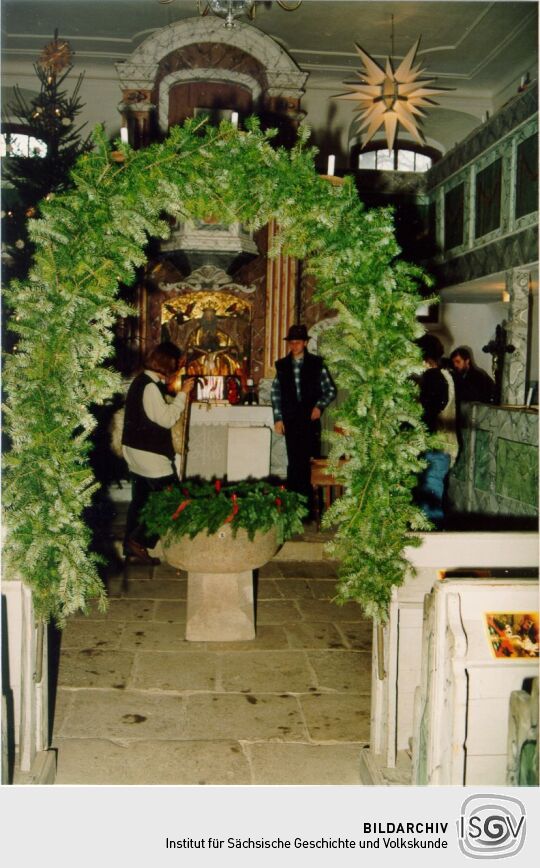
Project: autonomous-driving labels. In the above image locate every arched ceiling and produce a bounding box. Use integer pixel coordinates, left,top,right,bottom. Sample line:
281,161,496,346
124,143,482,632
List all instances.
3,1,537,94
2,1,538,152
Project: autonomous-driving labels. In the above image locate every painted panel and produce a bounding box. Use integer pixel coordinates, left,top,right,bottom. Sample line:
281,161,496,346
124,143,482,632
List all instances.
474,429,492,492
496,438,539,506
444,182,464,251
452,435,469,482
515,133,538,219
475,158,502,239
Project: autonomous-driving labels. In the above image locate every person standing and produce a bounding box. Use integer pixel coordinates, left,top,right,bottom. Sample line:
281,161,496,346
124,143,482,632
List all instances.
122,341,194,564
415,334,459,529
450,346,496,404
271,324,337,504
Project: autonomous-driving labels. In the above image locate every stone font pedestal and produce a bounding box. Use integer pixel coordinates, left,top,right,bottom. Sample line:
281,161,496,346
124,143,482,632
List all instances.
186,570,255,642
162,525,279,642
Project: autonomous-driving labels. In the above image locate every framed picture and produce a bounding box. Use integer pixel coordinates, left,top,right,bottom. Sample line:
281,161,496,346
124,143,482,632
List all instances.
485,611,539,659
195,375,226,402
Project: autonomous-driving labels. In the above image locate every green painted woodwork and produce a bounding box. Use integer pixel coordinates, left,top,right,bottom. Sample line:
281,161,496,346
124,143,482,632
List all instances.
496,438,538,506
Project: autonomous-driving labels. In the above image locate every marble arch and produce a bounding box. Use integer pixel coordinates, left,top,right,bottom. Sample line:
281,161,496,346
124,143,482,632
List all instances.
116,16,308,137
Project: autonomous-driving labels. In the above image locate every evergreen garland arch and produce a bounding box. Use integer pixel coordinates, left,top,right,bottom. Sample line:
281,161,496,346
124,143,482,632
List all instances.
3,118,432,625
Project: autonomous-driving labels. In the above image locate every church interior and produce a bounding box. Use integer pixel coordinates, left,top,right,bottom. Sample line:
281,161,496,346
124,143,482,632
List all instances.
1,1,538,789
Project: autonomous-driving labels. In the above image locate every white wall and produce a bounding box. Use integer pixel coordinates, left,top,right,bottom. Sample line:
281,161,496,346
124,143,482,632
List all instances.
438,301,507,373
2,60,124,139
3,57,490,164
73,72,124,137
494,52,539,110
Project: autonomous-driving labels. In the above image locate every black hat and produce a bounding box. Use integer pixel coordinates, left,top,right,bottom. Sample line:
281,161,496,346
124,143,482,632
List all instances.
284,324,309,341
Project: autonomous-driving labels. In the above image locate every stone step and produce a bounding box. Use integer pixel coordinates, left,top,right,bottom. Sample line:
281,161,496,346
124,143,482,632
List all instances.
276,539,327,561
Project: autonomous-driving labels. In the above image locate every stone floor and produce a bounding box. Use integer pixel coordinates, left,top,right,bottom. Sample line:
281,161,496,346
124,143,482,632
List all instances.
52,526,372,785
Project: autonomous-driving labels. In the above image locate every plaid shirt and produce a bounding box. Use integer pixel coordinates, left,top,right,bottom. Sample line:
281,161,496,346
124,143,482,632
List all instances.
271,356,336,422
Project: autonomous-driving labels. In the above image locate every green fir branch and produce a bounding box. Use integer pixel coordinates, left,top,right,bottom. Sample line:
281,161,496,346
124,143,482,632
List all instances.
3,119,431,625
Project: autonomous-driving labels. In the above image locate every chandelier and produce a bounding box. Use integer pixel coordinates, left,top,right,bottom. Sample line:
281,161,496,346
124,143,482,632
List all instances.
203,0,254,27
159,1,302,29
337,31,446,152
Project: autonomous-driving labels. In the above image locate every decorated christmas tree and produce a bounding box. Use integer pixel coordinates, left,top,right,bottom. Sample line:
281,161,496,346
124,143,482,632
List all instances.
2,31,91,281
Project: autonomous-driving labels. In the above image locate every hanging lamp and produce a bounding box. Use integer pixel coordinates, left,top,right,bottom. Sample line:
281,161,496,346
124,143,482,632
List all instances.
336,17,447,151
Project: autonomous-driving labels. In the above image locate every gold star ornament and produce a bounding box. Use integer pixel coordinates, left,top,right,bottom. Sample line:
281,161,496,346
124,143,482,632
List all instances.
336,40,447,151
38,32,73,75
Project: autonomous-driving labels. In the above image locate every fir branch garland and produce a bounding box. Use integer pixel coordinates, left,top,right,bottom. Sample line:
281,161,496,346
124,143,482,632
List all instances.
141,480,306,546
3,120,432,625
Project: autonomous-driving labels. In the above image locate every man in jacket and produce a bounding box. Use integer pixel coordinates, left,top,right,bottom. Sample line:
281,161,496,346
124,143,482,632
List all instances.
450,346,496,404
271,324,337,504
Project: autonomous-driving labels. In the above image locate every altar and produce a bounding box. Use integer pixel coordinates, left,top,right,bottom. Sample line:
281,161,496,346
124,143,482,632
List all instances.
184,402,286,481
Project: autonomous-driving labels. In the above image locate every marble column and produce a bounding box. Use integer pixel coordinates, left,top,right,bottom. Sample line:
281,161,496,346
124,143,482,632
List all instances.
501,268,531,405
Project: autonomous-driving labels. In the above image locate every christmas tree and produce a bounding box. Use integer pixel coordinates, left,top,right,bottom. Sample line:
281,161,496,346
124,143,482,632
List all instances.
2,31,91,281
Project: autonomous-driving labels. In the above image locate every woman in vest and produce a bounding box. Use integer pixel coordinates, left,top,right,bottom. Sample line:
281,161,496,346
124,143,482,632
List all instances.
122,342,194,564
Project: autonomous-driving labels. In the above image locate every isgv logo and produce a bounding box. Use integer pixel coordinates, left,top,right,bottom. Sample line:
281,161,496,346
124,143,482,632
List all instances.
457,794,526,859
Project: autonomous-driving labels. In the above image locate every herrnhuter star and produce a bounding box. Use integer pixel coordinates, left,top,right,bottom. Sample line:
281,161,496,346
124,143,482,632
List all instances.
337,39,447,151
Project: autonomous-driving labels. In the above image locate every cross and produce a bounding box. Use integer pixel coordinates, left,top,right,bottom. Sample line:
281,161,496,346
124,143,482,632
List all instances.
482,324,515,404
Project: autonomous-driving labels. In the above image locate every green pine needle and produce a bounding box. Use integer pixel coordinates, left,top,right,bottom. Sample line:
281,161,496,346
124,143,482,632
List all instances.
3,119,431,625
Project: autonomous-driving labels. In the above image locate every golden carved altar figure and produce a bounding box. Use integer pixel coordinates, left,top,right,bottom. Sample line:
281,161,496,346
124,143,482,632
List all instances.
161,290,251,377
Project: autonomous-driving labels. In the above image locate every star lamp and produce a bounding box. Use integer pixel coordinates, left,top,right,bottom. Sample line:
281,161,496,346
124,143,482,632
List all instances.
337,40,447,152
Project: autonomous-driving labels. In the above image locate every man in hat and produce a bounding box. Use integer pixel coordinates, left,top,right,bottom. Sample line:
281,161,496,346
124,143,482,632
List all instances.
271,324,337,504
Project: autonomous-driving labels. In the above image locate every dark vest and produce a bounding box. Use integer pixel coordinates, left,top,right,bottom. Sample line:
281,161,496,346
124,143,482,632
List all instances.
275,351,323,423
122,373,175,459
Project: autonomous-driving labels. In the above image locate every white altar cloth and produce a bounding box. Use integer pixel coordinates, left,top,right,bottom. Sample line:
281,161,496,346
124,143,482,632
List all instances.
189,403,274,428
185,402,280,480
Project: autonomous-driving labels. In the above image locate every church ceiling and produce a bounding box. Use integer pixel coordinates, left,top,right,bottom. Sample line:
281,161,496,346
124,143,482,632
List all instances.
3,1,537,98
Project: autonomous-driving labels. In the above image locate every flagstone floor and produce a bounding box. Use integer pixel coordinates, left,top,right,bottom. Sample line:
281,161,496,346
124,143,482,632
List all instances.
52,526,372,785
